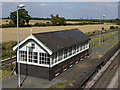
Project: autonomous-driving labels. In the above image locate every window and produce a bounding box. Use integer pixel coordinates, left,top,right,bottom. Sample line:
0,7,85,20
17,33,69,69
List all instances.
20,51,27,62
45,54,50,64
54,52,57,63
58,50,63,61
20,50,50,65
39,53,50,65
76,45,79,52
28,52,32,62
86,41,88,48
83,42,85,49
28,52,38,63
73,45,76,54
41,53,45,64
52,55,54,64
69,47,72,56
80,44,82,51
31,43,35,49
33,52,38,63
60,50,63,60
64,49,68,58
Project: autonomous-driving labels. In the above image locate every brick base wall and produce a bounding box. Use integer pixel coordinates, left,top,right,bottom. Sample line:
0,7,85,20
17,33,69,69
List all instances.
16,63,50,79
50,49,89,80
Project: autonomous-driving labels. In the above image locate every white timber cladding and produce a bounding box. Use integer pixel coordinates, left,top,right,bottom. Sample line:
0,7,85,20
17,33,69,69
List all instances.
19,40,46,53
16,34,89,67
17,39,50,67
17,40,89,67
13,35,52,55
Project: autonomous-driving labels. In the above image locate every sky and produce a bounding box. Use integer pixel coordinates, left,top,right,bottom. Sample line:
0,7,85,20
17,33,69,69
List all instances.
1,0,120,2
2,2,119,19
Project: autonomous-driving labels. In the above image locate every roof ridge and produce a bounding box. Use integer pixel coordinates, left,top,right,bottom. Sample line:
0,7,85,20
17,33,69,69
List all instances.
33,28,79,35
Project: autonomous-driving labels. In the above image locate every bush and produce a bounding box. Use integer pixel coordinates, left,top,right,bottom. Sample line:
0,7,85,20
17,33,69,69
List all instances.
116,26,118,29
2,21,16,28
102,27,104,30
110,26,115,29
2,41,17,59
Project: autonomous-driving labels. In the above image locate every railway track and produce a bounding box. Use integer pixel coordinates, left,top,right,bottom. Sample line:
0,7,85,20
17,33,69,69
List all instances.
84,49,119,88
1,56,16,66
92,54,119,88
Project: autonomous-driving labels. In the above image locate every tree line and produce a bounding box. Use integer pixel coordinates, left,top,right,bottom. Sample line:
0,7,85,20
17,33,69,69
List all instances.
1,8,120,28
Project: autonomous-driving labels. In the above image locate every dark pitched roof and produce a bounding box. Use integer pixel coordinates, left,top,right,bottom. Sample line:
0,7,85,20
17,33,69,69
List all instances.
33,28,90,52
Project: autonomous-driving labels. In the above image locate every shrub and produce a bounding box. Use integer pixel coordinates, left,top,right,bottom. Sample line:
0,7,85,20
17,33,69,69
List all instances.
116,26,118,29
2,41,17,59
110,26,115,29
2,21,16,28
102,27,104,30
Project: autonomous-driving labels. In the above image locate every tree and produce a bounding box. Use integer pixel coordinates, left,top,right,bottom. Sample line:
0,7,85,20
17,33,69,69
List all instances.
10,9,31,26
50,14,66,26
50,14,57,25
58,17,66,25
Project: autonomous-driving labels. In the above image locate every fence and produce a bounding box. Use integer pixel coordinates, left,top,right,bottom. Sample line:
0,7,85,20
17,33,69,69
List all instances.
1,56,16,66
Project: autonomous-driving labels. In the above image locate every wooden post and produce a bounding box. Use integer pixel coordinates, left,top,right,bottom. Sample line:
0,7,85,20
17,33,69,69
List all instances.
10,50,13,70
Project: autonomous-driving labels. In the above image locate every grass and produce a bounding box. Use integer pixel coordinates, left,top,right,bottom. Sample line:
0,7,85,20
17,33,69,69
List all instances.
49,81,70,88
2,64,16,79
2,69,11,79
89,30,119,49
1,41,17,59
103,39,119,55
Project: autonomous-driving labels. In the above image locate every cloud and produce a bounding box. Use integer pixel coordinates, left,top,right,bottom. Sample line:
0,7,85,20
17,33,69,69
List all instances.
40,4,47,6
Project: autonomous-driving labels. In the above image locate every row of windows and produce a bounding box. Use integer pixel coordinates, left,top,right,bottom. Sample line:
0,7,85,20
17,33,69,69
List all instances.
19,41,89,65
19,51,50,65
51,41,89,64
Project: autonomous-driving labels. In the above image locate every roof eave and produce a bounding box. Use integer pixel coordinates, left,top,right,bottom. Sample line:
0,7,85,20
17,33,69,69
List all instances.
13,34,53,55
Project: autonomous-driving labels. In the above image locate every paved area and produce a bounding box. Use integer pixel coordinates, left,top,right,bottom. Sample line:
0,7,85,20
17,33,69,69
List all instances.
107,69,118,88
92,52,119,88
2,31,119,88
2,57,100,88
2,74,64,88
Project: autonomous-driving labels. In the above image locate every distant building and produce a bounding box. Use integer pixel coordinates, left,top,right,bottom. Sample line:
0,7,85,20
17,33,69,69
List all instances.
13,28,90,80
118,1,120,19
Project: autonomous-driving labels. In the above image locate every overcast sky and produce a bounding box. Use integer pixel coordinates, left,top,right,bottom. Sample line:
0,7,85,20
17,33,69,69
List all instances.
2,2,118,19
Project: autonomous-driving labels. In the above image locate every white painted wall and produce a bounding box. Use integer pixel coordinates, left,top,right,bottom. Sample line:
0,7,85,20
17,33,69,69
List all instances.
19,40,47,53
17,39,50,67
